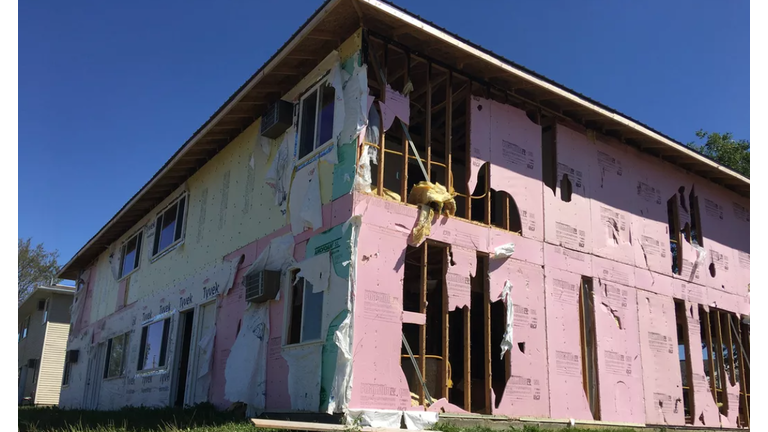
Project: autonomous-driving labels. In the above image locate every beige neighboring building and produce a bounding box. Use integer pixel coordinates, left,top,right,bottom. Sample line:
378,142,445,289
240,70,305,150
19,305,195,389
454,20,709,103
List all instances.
18,284,74,406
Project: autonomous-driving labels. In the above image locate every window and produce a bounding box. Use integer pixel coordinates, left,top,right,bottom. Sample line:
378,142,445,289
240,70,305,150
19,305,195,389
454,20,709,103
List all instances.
579,277,600,420
62,359,72,386
119,230,144,278
42,299,50,324
674,300,695,424
20,316,30,341
152,196,186,257
286,273,324,345
298,79,335,160
104,333,128,379
138,318,170,371
667,194,682,274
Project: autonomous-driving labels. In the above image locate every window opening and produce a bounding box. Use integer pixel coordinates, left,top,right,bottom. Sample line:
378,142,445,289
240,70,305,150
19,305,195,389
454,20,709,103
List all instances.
138,318,170,371
119,230,143,278
104,333,127,379
560,174,573,202
674,300,695,424
667,194,682,275
42,298,49,324
20,316,30,340
688,187,703,247
580,277,600,420
298,78,335,160
152,195,187,257
286,273,324,345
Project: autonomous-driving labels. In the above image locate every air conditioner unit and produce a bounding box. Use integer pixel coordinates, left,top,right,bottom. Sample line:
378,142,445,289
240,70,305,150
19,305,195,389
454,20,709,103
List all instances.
37,300,46,311
260,100,294,139
244,270,281,303
67,350,80,363
27,358,37,369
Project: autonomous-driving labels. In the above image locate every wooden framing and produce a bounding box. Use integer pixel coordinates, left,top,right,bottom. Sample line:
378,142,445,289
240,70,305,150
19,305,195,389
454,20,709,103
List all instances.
674,300,695,424
579,277,600,420
482,255,492,414
418,243,428,405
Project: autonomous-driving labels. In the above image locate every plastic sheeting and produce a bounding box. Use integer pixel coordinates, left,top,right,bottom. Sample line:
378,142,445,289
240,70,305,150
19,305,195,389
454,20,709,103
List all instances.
243,233,296,279
265,129,296,217
354,144,377,193
297,252,331,293
325,215,361,414
347,409,403,429
283,344,323,411
403,411,439,430
491,242,515,259
289,160,323,236
224,303,270,409
499,280,514,359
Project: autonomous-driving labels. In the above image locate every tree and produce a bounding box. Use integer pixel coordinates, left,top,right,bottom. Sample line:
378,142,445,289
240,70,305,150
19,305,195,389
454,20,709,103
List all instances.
18,238,60,301
687,130,750,178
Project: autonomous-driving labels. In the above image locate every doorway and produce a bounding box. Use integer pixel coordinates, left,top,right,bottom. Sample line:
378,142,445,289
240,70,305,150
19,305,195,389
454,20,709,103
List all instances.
173,309,195,407
191,301,217,404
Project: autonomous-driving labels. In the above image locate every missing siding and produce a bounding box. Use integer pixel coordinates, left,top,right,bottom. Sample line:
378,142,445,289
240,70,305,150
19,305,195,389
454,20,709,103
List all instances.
674,300,695,424
667,194,683,275
580,276,600,420
560,174,573,203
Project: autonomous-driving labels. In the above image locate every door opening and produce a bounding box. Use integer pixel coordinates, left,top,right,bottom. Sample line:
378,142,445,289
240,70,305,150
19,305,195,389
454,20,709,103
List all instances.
174,310,194,407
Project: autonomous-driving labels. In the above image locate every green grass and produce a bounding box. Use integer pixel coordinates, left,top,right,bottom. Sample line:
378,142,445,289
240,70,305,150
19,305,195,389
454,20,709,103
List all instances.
19,406,647,432
18,404,261,432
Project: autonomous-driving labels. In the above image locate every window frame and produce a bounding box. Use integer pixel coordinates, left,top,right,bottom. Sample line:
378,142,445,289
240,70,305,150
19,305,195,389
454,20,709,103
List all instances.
137,318,171,372
62,358,72,387
104,333,128,380
118,229,144,279
151,194,188,260
42,298,50,324
296,76,336,163
20,315,30,341
283,270,325,347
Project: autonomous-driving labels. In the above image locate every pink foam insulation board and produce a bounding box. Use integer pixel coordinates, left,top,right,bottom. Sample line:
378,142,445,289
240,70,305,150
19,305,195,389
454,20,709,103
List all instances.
696,181,747,299
593,279,644,424
636,290,685,426
469,96,543,241
670,278,708,306
630,162,670,278
544,123,592,254
544,267,593,421
543,243,592,276
353,192,544,266
592,255,635,288
349,222,411,411
682,302,721,427
488,258,549,418
468,97,490,196
588,139,634,266
447,245,476,310
489,228,544,266
634,266,674,298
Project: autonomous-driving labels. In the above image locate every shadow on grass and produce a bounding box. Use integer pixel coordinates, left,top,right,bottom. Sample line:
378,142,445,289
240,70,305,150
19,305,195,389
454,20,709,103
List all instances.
18,403,260,432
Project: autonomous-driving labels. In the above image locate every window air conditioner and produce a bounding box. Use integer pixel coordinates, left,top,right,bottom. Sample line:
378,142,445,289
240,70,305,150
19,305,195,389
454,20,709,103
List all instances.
67,350,80,363
259,100,294,139
37,300,46,311
27,358,37,369
244,270,281,303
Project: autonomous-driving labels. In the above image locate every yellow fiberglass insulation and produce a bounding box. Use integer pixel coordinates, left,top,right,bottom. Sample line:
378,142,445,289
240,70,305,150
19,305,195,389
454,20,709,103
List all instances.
407,181,457,246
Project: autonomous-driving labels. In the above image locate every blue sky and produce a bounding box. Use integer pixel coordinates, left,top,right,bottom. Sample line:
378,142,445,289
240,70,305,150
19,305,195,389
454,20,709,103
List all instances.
19,0,749,269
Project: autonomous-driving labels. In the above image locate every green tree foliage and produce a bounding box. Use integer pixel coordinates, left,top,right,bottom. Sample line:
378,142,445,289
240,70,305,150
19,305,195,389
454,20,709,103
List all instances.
687,129,750,178
18,238,60,301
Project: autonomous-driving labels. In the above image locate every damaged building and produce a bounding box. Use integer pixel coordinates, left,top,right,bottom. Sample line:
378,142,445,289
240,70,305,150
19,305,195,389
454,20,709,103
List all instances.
57,0,750,429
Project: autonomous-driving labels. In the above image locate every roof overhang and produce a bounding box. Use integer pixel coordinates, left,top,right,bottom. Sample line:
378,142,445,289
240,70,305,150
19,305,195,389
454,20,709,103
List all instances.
59,0,749,279
19,285,76,311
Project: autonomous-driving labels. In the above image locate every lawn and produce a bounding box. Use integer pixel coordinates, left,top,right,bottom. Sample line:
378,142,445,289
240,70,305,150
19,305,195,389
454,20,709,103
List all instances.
19,405,642,432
